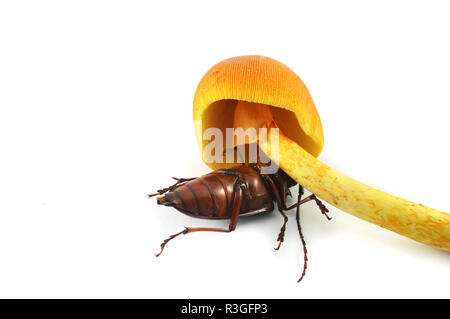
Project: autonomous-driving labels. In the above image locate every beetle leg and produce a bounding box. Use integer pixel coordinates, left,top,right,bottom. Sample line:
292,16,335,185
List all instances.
260,175,291,250
286,194,331,220
155,184,243,257
274,211,288,250
228,183,243,231
171,177,196,182
155,227,230,257
147,177,196,198
261,175,287,211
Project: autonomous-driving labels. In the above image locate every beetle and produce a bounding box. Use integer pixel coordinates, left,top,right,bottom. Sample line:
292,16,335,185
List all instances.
148,163,331,282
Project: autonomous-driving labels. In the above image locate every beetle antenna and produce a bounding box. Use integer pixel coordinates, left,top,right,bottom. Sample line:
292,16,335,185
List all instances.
296,186,308,282
222,146,245,164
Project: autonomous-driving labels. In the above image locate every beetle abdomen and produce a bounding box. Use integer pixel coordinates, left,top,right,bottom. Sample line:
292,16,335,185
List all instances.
159,166,275,219
163,174,235,219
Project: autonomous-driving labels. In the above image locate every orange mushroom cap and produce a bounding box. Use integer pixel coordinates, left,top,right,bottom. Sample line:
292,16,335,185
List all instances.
193,55,324,170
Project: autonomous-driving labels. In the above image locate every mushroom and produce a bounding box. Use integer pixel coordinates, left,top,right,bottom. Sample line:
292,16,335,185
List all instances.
193,55,450,251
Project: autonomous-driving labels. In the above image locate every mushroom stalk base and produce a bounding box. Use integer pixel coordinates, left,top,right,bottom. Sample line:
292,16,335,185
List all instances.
259,132,450,251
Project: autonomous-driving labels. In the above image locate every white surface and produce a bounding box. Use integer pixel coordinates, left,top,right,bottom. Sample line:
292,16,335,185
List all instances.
0,1,449,298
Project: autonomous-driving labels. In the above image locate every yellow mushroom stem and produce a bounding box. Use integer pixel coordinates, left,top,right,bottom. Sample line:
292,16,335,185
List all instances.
235,102,450,251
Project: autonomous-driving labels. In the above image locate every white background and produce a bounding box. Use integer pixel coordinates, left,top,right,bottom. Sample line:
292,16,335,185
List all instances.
0,1,449,299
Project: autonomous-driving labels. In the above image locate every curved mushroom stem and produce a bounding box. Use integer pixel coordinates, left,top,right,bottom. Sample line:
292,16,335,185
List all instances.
259,127,450,251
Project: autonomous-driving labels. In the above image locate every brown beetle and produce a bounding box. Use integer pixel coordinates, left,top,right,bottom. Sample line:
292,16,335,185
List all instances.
149,164,331,282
